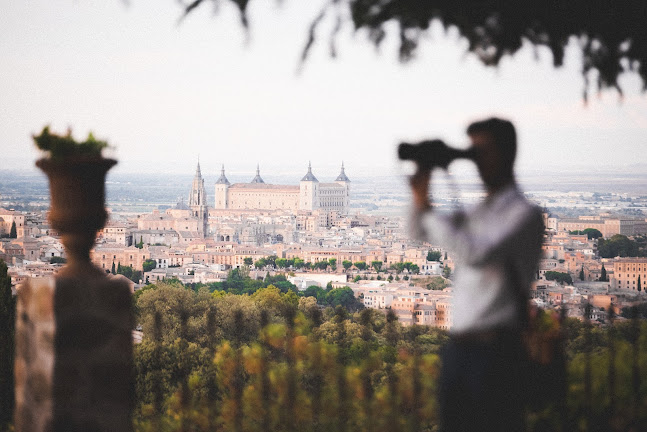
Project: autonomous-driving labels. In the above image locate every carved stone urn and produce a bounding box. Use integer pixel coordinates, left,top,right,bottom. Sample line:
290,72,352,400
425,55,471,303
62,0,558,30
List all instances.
15,156,134,432
36,157,116,277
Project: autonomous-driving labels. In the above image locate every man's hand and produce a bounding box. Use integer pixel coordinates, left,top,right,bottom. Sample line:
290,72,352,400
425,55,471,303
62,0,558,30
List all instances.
409,168,431,211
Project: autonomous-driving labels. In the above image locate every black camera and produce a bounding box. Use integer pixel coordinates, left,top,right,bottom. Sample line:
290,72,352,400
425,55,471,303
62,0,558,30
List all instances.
398,140,475,169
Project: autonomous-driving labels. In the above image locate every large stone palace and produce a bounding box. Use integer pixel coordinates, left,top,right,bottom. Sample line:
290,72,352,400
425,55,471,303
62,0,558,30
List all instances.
214,162,350,213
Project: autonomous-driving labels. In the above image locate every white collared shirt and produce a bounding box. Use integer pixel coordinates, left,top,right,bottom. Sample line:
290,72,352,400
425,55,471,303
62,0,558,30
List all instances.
410,184,544,334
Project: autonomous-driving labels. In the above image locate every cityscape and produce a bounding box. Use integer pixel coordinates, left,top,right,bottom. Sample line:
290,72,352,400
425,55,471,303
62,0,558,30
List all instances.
3,156,647,431
2,0,647,430
2,161,646,326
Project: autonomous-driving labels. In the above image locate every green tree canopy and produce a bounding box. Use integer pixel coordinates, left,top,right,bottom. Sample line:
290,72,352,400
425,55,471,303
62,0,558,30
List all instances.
9,221,16,238
314,260,329,270
254,258,267,269
251,285,295,316
117,264,143,283
342,260,352,271
303,285,326,301
136,281,210,344
325,287,364,312
143,259,156,273
426,250,442,261
390,262,405,273
598,235,642,258
354,261,367,270
583,228,603,239
545,271,573,285
569,228,603,240
275,258,288,268
265,255,278,267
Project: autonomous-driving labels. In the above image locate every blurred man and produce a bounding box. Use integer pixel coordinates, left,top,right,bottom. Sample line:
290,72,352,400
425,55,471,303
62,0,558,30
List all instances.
409,118,543,431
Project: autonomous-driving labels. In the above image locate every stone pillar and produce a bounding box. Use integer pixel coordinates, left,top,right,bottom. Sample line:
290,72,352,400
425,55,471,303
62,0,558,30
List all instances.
14,278,55,432
14,275,134,432
15,156,133,431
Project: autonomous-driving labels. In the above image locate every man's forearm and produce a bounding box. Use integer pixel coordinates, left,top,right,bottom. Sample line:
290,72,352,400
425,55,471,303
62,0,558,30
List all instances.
410,168,432,211
408,168,433,241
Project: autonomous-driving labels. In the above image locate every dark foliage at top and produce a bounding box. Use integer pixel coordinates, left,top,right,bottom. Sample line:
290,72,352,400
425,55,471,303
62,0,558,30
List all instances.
180,0,647,99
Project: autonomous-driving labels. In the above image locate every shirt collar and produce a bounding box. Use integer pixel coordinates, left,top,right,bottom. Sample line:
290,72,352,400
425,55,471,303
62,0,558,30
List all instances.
482,183,520,209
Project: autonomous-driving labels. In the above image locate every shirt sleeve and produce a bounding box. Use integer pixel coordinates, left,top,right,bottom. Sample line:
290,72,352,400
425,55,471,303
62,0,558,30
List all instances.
408,205,463,249
409,202,544,266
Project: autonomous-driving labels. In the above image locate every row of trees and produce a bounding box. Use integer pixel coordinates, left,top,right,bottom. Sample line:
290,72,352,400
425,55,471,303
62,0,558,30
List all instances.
181,268,366,311
251,256,338,271
388,262,420,274
353,274,412,283
248,255,426,275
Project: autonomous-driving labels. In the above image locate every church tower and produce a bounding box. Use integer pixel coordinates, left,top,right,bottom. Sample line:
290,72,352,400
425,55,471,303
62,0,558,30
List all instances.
214,165,230,209
250,164,265,184
335,161,351,214
189,160,209,237
299,161,319,211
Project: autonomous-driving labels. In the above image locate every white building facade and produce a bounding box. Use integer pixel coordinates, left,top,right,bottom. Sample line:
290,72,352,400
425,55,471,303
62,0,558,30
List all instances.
214,163,350,214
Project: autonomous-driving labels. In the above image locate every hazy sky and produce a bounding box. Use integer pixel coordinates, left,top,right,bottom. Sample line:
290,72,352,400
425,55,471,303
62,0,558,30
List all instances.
1,0,646,180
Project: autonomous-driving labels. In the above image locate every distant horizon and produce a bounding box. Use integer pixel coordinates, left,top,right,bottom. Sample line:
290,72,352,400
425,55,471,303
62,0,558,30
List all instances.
2,161,646,200
2,156,647,178
2,1,646,180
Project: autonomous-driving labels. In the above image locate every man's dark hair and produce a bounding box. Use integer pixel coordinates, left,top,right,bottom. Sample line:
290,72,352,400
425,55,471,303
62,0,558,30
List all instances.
467,118,517,172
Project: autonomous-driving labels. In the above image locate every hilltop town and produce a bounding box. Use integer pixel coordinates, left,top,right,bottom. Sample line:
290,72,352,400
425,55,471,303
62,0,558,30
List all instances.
2,162,646,328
